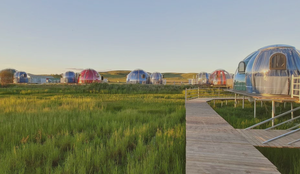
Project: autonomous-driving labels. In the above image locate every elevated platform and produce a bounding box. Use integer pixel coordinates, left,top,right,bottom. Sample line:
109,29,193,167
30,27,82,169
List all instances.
186,98,280,174
226,89,299,102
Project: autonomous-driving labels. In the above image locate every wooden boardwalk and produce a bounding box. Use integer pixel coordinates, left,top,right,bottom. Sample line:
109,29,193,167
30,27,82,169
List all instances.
238,129,300,148
186,98,280,174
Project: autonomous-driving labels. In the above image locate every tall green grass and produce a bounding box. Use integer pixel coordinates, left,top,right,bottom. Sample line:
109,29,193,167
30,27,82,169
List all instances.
0,92,186,173
0,83,197,96
209,100,300,129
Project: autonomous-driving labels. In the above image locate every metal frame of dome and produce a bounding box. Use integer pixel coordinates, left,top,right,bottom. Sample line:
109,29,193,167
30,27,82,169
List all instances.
126,69,150,84
150,72,163,84
233,44,300,94
209,69,232,86
14,71,28,83
78,68,102,84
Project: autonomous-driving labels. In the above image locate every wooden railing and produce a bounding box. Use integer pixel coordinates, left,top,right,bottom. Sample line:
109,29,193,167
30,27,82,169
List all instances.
291,74,300,101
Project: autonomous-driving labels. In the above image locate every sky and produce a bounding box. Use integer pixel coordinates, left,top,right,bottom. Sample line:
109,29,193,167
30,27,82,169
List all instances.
1,0,300,74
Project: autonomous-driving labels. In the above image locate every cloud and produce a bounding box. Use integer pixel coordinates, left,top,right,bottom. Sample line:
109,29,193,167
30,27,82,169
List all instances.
66,68,84,72
66,68,113,72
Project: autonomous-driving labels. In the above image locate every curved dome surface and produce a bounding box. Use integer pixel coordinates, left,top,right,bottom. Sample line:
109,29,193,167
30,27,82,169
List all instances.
78,69,101,84
61,71,76,83
233,44,300,94
209,69,231,85
0,69,17,83
150,72,163,84
198,72,210,85
126,69,150,84
14,71,28,83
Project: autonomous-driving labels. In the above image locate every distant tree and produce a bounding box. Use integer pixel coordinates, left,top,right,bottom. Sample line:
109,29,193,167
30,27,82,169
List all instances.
51,74,62,78
0,70,14,86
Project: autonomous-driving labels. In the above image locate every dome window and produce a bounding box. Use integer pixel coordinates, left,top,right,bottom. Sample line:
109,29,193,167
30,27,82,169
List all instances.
238,61,246,73
270,53,286,70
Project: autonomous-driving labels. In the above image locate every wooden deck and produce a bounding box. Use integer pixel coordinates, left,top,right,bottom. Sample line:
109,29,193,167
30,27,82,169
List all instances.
186,98,280,174
238,129,300,148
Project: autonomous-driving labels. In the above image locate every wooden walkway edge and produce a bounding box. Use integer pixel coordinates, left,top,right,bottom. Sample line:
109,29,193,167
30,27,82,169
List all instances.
186,98,280,174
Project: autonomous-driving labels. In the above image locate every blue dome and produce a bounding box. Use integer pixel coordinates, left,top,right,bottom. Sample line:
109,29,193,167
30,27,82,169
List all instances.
150,72,163,84
14,71,28,83
126,69,150,84
234,44,300,94
198,72,210,85
61,71,76,83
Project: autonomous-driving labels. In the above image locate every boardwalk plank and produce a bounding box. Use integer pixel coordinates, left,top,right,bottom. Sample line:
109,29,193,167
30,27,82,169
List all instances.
186,98,280,174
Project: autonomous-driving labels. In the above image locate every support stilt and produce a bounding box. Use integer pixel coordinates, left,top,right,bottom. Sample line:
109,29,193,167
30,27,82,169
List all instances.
291,102,294,119
254,99,256,118
242,96,245,109
272,101,275,127
234,93,237,108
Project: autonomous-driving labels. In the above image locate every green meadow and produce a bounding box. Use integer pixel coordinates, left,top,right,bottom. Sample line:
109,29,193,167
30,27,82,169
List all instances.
0,84,186,173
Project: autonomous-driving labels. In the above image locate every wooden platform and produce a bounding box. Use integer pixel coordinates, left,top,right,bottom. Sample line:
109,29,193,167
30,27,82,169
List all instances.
186,98,280,174
237,129,300,148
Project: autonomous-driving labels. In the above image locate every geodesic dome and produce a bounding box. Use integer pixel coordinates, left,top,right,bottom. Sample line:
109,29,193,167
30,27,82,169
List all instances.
126,69,150,84
0,69,17,84
150,72,163,84
234,44,300,95
14,71,28,83
198,72,210,85
209,69,232,86
61,71,76,83
78,69,102,84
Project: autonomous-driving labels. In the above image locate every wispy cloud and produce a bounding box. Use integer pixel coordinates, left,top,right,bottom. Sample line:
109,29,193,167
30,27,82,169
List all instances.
66,68,113,72
66,68,84,72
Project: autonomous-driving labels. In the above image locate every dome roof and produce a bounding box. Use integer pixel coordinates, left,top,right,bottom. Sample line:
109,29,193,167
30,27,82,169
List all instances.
126,69,150,84
258,44,295,51
63,71,75,78
78,69,101,84
234,44,300,94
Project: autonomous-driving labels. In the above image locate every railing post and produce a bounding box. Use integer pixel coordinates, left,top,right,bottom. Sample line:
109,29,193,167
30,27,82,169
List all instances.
272,100,275,127
185,88,187,102
291,74,294,98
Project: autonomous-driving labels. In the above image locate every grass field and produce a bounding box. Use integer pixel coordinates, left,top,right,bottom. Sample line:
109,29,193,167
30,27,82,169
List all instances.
0,85,186,173
209,99,300,174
